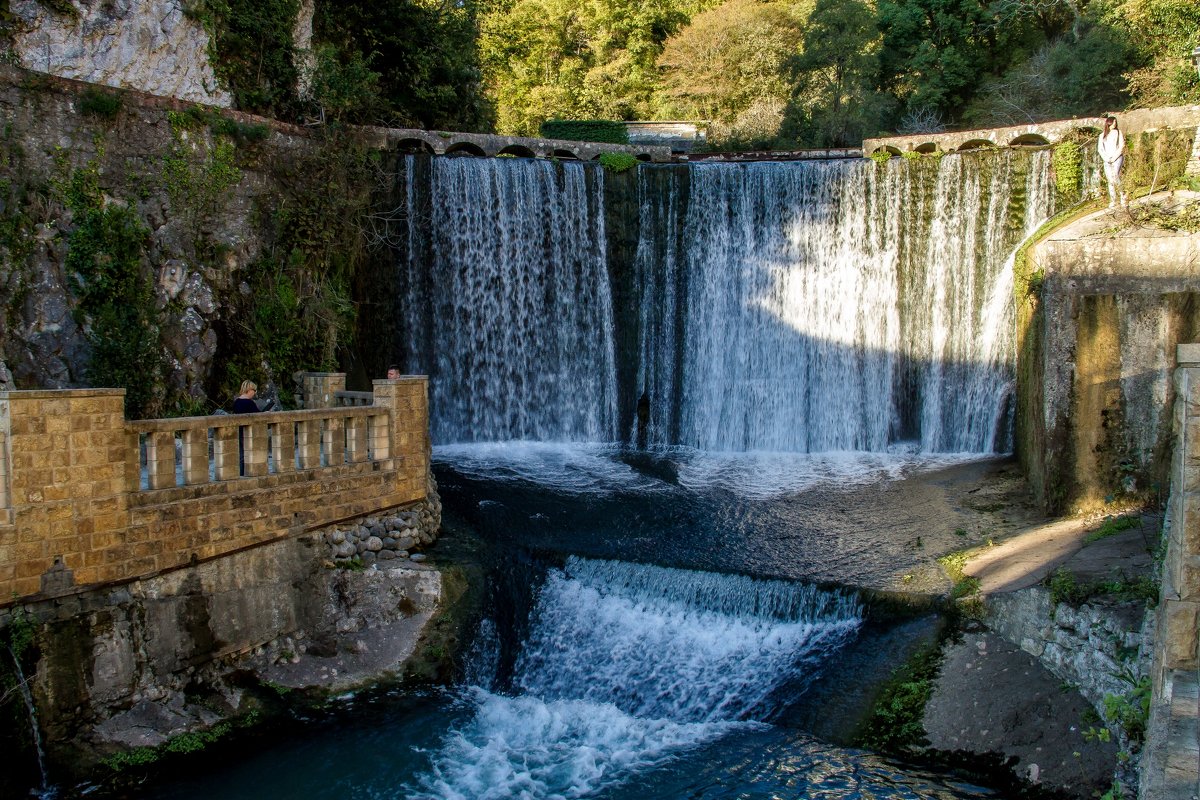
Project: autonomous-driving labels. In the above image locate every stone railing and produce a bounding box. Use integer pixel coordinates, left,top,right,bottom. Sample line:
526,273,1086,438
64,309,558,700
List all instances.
1141,343,1200,800
129,406,392,490
334,390,374,407
0,374,430,601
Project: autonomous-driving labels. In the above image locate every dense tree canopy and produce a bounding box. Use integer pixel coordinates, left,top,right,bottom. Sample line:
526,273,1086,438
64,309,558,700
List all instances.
199,0,1200,146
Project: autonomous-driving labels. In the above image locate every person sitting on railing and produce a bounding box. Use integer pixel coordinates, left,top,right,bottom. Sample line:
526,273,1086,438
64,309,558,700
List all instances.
233,380,265,413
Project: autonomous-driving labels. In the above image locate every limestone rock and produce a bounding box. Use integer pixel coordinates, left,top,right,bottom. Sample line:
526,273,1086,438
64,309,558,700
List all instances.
10,0,232,107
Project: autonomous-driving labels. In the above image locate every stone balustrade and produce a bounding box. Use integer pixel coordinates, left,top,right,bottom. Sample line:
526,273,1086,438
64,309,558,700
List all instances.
0,374,430,602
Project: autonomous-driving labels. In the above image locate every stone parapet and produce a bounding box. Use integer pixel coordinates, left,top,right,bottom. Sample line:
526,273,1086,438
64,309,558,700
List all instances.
1141,347,1200,800
0,375,430,602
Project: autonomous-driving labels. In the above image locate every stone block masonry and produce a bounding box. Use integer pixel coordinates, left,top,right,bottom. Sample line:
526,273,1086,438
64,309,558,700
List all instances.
0,375,430,602
1140,344,1200,800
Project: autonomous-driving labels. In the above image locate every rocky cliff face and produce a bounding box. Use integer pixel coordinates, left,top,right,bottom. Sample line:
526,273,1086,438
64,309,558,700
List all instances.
7,0,231,107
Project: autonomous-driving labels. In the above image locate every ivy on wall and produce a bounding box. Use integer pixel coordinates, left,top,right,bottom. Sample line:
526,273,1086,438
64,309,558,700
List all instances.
213,132,371,406
53,148,164,417
540,120,630,144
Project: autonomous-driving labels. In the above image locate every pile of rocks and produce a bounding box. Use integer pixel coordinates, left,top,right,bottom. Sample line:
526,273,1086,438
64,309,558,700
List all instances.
323,506,438,567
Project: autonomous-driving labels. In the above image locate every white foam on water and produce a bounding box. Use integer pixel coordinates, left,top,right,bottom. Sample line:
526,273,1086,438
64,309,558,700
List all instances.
436,441,993,499
434,442,667,495
668,446,993,498
410,689,744,800
410,558,861,799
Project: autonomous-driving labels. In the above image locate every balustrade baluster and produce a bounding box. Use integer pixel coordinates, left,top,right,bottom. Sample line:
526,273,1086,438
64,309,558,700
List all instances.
243,423,268,477
272,421,296,473
298,419,322,470
146,431,176,490
323,417,345,466
213,425,239,481
181,428,210,485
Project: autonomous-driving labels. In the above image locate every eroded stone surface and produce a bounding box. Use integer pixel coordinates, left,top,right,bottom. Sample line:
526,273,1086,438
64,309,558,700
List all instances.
9,0,231,107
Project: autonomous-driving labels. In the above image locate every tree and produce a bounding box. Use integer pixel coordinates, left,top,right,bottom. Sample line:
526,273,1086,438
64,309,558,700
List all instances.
877,0,995,118
314,0,493,131
790,0,890,146
480,0,700,135
655,0,808,122
1105,0,1200,106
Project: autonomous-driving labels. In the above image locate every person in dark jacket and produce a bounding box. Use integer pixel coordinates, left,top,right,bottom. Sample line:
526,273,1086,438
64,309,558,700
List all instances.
233,380,263,413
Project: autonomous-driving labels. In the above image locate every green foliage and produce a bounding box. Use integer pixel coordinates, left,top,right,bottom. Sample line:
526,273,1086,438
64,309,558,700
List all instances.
481,0,702,134
1,608,36,662
314,0,492,131
540,120,629,144
869,150,893,165
306,44,382,124
857,645,941,751
101,746,161,771
216,133,366,405
1103,674,1151,743
54,153,163,417
1052,141,1083,205
186,0,301,117
1047,566,1160,607
1084,514,1140,544
78,87,123,119
598,152,640,173
162,114,244,235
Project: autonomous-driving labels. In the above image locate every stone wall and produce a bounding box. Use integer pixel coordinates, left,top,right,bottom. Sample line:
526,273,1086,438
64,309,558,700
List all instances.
6,0,231,107
0,375,429,601
1020,200,1200,512
988,587,1154,717
0,530,446,778
1140,344,1200,800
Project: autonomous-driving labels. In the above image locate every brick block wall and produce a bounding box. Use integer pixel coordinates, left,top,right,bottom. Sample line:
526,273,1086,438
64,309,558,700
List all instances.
0,378,429,602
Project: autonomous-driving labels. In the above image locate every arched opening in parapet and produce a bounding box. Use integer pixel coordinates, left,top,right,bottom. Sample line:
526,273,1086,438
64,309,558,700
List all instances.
1009,133,1050,148
957,139,994,152
914,142,939,154
552,149,580,160
498,144,537,158
1075,126,1102,139
395,138,435,154
445,142,487,157
636,153,653,162
872,146,902,158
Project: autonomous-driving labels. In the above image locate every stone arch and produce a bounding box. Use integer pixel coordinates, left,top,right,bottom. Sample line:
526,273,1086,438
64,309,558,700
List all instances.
872,145,902,158
957,139,995,151
445,141,487,157
914,142,939,154
1009,133,1051,148
497,144,537,158
636,153,653,162
552,148,580,160
1075,125,1102,139
395,137,435,154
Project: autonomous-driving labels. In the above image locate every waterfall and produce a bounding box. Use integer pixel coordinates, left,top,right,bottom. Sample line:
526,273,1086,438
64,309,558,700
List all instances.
401,156,618,444
412,558,861,798
636,150,1056,454
399,150,1056,454
7,644,51,798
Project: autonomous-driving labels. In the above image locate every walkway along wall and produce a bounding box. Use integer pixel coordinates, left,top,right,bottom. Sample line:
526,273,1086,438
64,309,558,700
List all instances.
0,375,429,602
1141,344,1200,800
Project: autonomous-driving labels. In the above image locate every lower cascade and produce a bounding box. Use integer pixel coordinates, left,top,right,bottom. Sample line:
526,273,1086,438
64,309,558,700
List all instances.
411,557,862,799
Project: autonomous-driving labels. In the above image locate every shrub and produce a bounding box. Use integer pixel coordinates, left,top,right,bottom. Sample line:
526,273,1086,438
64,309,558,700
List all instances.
540,120,630,144
598,152,639,173
78,87,122,119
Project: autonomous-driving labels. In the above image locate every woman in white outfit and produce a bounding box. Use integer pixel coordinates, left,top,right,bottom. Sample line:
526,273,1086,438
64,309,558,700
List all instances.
1098,115,1126,208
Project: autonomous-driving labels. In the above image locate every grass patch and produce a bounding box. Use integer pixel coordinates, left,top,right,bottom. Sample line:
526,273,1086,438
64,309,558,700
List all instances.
856,645,942,752
1084,515,1140,544
1046,566,1159,607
